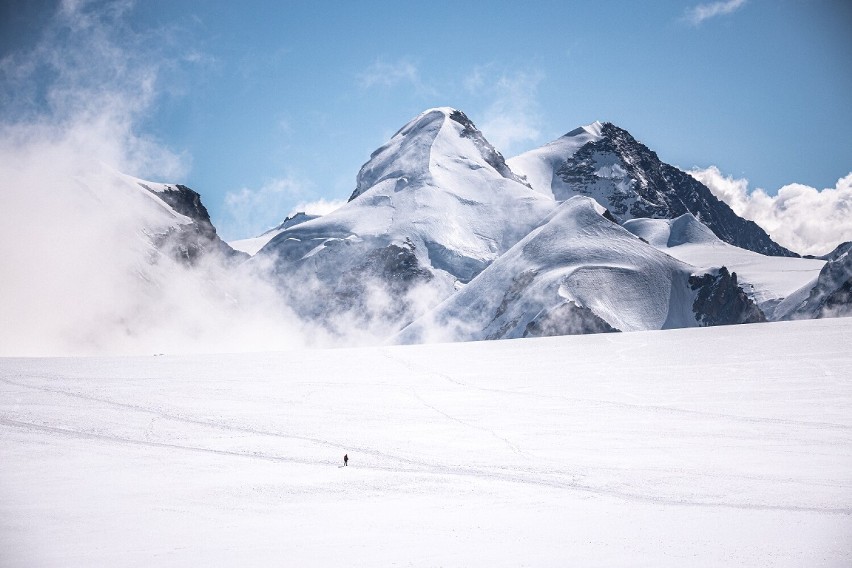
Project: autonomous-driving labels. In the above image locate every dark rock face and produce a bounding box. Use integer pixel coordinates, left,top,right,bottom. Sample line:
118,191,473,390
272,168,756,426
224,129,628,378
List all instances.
820,241,852,262
786,249,852,319
555,124,796,257
690,266,766,326
140,183,247,265
449,110,531,188
523,301,619,338
823,279,852,315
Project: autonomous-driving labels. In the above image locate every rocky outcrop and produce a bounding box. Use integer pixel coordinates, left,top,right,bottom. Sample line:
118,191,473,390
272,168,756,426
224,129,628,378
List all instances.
523,301,619,338
690,266,766,326
785,247,852,320
141,183,247,265
448,110,531,188
555,124,797,257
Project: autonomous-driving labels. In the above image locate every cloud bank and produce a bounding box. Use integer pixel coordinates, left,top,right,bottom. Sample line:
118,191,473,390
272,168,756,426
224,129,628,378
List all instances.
689,166,852,256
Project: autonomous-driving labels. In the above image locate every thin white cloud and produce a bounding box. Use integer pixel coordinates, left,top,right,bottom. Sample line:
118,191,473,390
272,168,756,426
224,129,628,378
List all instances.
684,0,747,26
219,175,315,240
465,66,544,157
689,166,852,256
358,58,433,94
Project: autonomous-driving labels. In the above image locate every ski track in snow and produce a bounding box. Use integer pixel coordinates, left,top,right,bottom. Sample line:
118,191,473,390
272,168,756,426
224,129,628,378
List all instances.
2,414,848,516
2,348,851,514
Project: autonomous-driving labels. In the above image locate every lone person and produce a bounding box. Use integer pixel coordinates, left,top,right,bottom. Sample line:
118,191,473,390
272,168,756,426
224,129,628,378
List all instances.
343,453,349,467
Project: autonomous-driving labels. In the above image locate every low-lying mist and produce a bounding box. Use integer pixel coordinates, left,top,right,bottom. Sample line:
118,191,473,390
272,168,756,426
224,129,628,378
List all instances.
0,1,313,356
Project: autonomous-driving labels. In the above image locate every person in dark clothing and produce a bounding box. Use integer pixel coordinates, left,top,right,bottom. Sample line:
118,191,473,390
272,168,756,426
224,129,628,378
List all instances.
343,453,348,466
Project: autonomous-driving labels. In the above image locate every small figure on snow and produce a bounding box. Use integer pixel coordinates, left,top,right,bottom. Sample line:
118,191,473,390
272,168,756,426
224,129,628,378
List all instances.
343,453,349,466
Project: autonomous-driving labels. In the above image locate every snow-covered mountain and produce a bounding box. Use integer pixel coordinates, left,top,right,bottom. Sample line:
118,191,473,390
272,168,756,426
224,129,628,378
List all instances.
235,107,847,342
252,107,555,339
395,197,765,344
508,122,796,257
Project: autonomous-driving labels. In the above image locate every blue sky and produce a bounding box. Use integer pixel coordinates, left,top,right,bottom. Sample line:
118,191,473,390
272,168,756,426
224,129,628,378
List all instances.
1,0,850,241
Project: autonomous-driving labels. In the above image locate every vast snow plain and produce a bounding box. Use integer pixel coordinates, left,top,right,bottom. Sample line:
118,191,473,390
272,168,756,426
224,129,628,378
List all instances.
2,318,851,567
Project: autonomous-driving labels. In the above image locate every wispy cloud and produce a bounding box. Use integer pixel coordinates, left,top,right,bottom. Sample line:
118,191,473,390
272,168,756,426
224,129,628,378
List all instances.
689,166,852,256
683,0,747,26
465,65,544,157
219,175,315,240
357,58,435,95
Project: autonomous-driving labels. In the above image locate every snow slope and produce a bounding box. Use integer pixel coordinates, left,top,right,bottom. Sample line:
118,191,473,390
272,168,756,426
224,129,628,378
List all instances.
229,212,319,255
396,196,700,343
625,214,826,314
2,318,850,567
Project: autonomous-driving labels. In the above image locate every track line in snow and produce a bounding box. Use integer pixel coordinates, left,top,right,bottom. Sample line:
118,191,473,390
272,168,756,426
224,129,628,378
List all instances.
3,416,850,516
378,352,852,432
0,376,424,468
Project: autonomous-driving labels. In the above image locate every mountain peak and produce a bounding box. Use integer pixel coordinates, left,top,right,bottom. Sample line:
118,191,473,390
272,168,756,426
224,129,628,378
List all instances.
509,121,796,257
349,107,529,201
562,120,604,139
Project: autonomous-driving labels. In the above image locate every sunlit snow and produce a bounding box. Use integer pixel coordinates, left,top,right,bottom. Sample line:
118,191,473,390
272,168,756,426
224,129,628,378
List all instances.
2,319,850,566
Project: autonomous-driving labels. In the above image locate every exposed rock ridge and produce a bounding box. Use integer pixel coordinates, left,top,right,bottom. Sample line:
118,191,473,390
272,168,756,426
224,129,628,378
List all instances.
555,123,797,257
690,266,766,326
141,183,247,265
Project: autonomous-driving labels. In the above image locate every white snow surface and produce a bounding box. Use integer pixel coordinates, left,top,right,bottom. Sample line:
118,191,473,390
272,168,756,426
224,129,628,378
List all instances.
624,214,826,312
228,231,282,255
2,318,851,567
229,213,319,256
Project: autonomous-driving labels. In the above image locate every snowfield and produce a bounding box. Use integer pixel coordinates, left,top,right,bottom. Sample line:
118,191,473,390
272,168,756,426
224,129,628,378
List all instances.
2,318,851,567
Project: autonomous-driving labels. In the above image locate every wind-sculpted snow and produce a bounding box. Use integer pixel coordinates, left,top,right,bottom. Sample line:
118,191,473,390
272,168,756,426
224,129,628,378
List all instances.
624,215,826,317
2,319,851,566
395,197,703,343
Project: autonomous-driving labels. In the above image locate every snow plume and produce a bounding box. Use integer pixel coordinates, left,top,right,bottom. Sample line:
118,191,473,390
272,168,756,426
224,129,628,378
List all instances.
465,66,544,157
683,0,747,26
0,1,304,356
689,166,852,256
